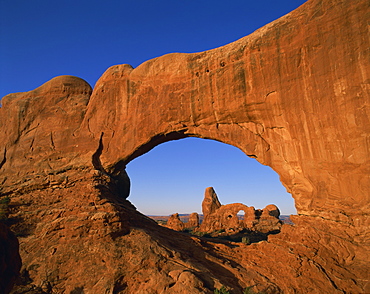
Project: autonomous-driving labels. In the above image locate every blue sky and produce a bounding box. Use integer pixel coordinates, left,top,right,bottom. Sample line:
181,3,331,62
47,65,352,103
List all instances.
0,0,306,215
127,138,297,215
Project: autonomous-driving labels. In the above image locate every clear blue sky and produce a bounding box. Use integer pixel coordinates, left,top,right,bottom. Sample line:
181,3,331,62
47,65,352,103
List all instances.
1,0,306,215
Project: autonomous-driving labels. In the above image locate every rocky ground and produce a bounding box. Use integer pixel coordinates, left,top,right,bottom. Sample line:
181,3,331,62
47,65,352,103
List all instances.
0,169,367,294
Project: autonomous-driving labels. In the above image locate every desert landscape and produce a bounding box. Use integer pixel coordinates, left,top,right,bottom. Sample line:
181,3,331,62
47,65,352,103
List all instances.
0,0,369,293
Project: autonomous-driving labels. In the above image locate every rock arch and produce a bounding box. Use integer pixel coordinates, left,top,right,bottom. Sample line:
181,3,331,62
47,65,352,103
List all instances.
81,0,369,220
1,0,367,220
0,0,369,292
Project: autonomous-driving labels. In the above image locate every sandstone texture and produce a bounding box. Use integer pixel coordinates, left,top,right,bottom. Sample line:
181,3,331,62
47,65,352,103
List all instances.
0,0,369,293
166,212,200,231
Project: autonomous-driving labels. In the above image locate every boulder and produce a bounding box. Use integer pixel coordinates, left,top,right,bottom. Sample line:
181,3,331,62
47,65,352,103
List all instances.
166,213,185,231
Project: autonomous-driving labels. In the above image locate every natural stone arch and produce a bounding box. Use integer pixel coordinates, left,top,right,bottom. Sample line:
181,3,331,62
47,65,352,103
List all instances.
83,60,314,215
81,0,368,220
78,1,368,222
0,0,369,292
2,0,367,220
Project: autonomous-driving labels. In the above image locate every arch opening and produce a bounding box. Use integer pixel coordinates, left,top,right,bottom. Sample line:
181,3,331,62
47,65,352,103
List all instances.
126,137,297,221
237,210,245,221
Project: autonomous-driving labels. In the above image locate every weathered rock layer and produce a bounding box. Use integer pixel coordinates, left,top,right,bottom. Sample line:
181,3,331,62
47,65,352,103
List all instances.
0,0,369,293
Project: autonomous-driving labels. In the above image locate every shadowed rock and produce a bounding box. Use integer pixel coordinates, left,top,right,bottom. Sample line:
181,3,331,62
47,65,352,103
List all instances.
0,223,21,294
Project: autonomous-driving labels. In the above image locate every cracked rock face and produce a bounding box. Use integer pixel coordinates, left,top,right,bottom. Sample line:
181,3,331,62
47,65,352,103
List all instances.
0,0,369,293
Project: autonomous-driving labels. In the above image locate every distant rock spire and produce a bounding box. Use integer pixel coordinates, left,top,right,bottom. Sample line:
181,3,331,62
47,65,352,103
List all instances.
202,187,221,218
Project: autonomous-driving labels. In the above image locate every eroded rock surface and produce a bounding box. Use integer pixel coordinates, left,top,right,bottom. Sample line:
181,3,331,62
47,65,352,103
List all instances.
166,212,200,231
0,0,369,293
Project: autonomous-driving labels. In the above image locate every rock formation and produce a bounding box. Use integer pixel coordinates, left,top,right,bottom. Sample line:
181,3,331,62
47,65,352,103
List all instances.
185,212,200,229
165,188,282,235
199,187,282,234
202,187,221,218
166,213,185,231
0,0,369,293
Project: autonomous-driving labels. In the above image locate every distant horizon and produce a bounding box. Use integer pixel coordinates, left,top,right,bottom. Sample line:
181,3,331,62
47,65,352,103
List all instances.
127,138,297,216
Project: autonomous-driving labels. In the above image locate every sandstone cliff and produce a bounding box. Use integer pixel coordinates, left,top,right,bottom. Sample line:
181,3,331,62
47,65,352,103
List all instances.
0,0,369,293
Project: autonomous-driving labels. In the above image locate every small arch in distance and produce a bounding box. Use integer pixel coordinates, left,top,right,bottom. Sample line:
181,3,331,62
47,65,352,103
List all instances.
126,137,297,216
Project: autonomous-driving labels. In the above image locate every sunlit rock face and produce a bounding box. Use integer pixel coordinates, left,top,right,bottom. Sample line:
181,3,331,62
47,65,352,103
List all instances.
0,0,369,293
202,187,222,218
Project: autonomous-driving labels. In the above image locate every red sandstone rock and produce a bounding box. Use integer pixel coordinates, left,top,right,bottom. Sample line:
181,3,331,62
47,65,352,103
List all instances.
166,213,185,231
79,0,370,221
165,212,200,231
0,0,369,293
185,212,200,229
202,187,221,218
262,204,280,218
199,188,282,234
